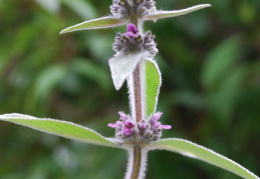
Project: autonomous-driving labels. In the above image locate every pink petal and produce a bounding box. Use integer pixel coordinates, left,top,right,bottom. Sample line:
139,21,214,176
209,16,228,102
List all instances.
125,32,138,38
151,112,163,122
116,121,124,126
108,123,117,128
125,121,134,129
139,123,146,130
123,128,132,135
161,125,172,130
154,121,161,127
118,112,128,120
127,24,137,34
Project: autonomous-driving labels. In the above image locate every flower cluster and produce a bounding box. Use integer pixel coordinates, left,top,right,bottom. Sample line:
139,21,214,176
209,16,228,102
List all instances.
110,0,156,19
108,112,135,140
113,24,157,55
108,112,171,142
110,0,131,19
132,0,156,16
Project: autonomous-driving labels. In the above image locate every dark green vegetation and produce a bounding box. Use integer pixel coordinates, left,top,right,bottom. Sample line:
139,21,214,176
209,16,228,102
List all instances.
0,0,259,178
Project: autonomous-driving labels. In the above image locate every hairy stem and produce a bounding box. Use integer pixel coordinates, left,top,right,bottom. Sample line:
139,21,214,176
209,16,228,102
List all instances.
126,60,146,179
133,64,142,123
126,146,147,179
127,18,146,179
131,146,142,179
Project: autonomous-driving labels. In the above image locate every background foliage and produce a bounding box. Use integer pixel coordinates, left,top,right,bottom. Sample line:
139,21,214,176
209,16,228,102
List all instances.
0,0,259,178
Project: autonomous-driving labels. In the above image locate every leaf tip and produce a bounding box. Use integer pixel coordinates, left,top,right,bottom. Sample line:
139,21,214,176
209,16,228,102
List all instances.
204,4,212,8
114,82,123,91
59,28,70,34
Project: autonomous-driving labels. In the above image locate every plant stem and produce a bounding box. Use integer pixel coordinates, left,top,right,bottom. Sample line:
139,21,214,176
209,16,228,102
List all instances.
127,18,146,179
126,146,147,179
130,146,142,179
132,16,143,123
133,64,142,123
126,62,147,179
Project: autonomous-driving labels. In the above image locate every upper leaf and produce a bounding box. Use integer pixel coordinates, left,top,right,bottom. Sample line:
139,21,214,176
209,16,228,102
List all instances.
0,113,117,148
144,59,161,117
60,16,125,34
109,53,143,90
149,138,260,179
145,4,211,21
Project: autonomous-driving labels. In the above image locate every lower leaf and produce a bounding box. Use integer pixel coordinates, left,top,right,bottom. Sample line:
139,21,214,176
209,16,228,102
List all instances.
0,113,117,148
149,138,259,179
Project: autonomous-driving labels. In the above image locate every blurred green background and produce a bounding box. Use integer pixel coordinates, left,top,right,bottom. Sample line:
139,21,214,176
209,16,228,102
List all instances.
0,0,259,178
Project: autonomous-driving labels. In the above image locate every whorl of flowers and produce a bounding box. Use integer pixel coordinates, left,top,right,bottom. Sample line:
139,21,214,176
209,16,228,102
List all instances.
113,24,158,56
108,112,171,142
110,0,156,19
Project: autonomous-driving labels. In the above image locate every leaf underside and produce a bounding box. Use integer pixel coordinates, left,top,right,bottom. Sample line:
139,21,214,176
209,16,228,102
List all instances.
60,16,125,34
144,59,161,117
109,53,143,90
0,113,116,148
150,138,259,179
145,4,211,21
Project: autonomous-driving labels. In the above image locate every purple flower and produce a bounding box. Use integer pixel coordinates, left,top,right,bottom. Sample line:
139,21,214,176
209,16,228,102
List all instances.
123,128,133,135
125,24,138,37
113,24,158,55
108,123,118,128
161,125,171,129
125,121,134,129
108,112,135,139
150,112,171,130
110,0,156,19
118,111,128,120
108,111,171,142
127,24,137,34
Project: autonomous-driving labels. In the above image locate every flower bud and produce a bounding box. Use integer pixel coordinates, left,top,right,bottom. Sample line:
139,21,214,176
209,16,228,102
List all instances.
110,0,156,19
108,112,171,142
113,24,158,56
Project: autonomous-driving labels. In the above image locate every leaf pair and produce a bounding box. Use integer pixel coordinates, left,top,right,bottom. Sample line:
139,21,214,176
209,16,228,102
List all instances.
59,4,211,34
0,113,258,179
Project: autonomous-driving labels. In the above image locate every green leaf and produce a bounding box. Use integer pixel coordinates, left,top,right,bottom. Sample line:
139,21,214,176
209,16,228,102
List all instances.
150,138,260,179
145,4,211,21
144,59,161,117
60,16,125,34
201,36,241,89
0,113,117,148
109,53,143,90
